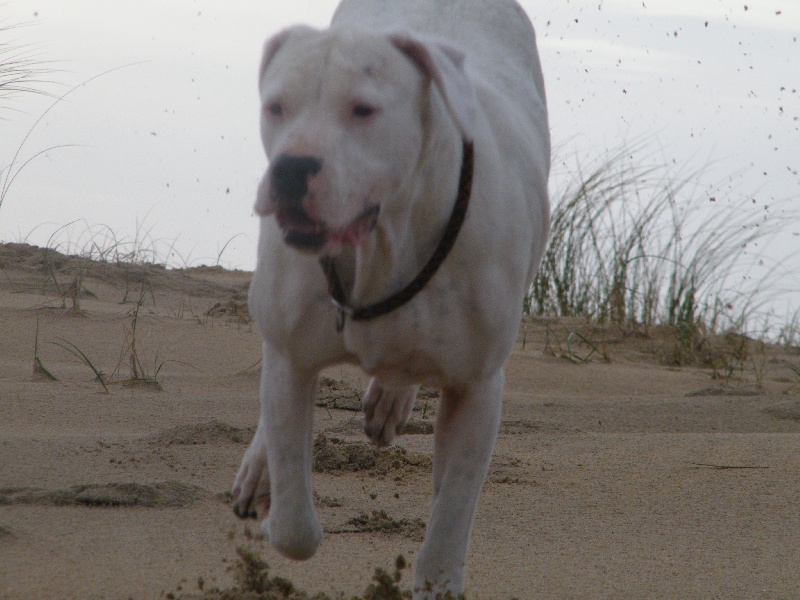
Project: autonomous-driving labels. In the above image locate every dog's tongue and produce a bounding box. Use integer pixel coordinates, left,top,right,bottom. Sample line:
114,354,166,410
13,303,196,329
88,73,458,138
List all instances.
328,206,379,248
329,220,371,247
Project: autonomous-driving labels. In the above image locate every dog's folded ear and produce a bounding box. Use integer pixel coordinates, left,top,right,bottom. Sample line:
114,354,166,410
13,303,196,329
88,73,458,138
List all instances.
254,171,272,216
259,25,319,85
389,32,478,142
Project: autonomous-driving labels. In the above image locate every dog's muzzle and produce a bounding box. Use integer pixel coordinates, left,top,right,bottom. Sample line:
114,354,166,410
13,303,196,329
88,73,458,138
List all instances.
270,153,379,254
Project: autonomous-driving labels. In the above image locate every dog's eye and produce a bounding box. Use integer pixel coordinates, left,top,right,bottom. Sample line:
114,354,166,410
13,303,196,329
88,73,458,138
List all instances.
266,102,284,118
352,104,378,119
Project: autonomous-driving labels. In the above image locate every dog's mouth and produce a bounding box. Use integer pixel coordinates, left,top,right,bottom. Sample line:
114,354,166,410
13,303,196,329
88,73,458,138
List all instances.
276,205,380,254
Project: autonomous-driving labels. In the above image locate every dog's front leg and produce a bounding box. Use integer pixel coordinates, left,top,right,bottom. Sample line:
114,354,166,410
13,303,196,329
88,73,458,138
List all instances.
232,417,270,520
413,370,504,598
232,341,322,561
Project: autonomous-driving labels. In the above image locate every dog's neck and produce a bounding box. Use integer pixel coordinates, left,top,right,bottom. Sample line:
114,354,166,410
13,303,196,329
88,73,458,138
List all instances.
322,127,470,326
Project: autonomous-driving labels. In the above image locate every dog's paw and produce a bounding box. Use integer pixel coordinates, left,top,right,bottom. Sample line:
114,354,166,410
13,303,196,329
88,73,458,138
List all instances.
363,379,418,447
264,506,323,561
232,430,270,520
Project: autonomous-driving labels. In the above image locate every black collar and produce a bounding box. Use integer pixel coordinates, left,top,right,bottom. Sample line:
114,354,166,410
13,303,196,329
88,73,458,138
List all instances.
320,140,474,332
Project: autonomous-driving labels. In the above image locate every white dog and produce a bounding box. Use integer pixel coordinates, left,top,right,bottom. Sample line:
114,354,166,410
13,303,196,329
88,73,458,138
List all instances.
232,0,550,596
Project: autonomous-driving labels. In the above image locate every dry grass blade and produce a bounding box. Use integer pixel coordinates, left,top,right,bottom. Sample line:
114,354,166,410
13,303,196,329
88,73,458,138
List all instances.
111,285,164,389
1,60,143,208
48,338,108,393
0,20,56,114
32,315,57,381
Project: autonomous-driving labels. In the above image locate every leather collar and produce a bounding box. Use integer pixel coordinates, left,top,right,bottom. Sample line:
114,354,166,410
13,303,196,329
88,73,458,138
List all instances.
320,140,474,332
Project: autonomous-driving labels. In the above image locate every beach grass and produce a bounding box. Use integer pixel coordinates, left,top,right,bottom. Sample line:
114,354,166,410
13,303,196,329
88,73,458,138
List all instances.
528,142,798,361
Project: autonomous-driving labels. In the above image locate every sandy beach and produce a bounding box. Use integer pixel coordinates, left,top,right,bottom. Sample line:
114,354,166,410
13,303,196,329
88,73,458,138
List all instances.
1,242,798,599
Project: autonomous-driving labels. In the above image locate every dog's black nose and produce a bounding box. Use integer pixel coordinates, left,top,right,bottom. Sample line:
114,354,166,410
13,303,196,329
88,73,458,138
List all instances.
270,154,323,207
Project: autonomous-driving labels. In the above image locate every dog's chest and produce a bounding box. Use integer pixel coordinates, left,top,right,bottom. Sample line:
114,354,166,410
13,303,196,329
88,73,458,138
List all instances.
340,303,476,388
357,349,448,389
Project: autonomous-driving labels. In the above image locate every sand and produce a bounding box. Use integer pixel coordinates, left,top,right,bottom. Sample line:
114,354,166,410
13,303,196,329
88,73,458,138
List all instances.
1,242,798,599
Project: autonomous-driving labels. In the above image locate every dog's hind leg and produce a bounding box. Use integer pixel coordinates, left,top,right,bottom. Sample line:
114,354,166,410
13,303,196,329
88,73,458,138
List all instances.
413,370,504,598
363,378,418,447
232,341,322,561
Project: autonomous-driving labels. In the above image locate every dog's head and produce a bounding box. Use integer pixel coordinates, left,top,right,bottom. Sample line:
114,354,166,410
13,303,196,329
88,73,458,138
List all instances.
254,25,477,255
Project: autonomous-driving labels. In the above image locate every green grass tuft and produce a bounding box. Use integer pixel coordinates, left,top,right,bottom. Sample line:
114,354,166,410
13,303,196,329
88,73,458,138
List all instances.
528,142,798,360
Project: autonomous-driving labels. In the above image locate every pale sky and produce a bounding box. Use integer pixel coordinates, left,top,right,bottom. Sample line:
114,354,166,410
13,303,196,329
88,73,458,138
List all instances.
1,1,798,306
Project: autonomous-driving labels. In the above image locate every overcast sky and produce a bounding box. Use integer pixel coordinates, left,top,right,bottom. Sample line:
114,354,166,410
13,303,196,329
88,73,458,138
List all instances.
1,0,797,302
